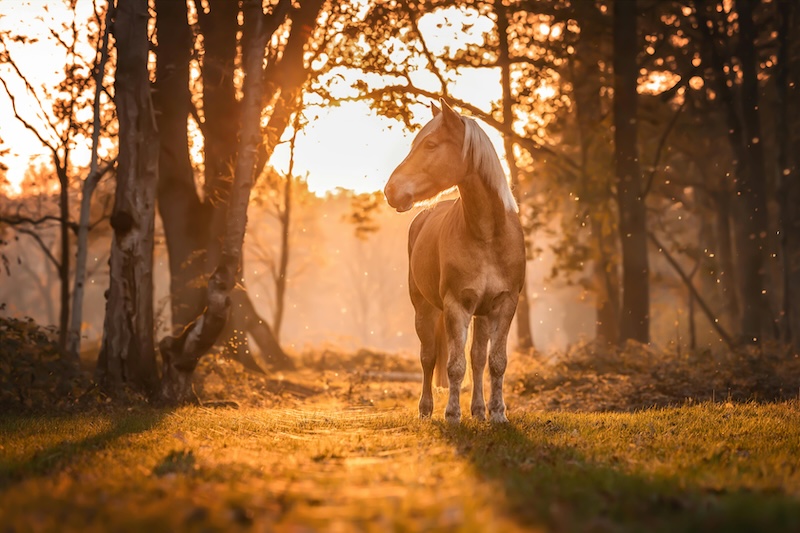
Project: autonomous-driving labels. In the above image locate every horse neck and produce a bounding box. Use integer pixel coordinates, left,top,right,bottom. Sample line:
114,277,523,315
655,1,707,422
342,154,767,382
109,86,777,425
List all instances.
457,171,509,240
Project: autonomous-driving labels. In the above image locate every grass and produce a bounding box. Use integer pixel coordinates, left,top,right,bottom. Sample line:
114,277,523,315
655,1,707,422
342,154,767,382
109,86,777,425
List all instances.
1,395,799,532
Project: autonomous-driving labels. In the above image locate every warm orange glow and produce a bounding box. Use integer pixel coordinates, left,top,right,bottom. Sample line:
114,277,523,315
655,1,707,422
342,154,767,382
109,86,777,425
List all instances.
0,0,101,196
1,3,518,198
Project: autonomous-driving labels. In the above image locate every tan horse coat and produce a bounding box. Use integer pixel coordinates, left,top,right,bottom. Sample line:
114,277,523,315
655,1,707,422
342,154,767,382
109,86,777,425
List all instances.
385,100,525,423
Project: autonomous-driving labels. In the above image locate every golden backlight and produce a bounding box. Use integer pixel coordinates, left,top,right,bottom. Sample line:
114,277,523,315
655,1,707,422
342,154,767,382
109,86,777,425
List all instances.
1,2,510,197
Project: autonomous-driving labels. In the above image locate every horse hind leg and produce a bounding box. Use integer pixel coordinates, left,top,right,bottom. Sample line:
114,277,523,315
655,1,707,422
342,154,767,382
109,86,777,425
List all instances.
469,316,490,420
414,299,440,419
487,296,517,424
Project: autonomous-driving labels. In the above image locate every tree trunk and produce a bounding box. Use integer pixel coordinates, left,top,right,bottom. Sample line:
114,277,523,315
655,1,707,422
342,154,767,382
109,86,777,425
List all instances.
497,1,534,351
590,213,621,344
57,164,70,352
713,190,740,329
200,0,240,271
195,0,294,368
571,7,620,346
697,1,771,344
776,0,800,351
253,0,326,176
231,285,294,370
733,0,772,342
67,3,115,362
96,0,160,395
613,0,649,343
274,174,291,341
160,0,283,403
154,0,207,332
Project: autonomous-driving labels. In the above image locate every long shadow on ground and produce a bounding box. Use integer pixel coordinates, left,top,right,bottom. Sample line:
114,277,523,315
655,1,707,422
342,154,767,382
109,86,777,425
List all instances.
0,409,168,488
436,416,800,533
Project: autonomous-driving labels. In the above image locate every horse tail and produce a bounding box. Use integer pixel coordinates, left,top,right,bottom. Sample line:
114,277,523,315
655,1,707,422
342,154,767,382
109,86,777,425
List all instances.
433,314,474,389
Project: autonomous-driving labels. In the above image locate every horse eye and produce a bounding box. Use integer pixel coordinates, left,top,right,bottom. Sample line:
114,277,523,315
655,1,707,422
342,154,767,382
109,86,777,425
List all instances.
424,139,437,150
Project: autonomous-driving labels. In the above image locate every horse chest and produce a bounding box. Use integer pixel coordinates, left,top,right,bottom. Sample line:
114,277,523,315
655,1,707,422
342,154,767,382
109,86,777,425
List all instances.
408,200,525,315
440,244,521,315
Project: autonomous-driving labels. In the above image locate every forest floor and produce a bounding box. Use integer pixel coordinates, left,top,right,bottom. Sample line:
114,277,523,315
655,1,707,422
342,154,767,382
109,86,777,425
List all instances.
2,317,800,532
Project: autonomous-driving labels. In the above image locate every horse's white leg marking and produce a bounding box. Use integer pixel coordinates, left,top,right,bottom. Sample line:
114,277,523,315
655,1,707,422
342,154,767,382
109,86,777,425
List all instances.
414,296,439,419
487,297,516,424
443,298,471,423
470,316,490,420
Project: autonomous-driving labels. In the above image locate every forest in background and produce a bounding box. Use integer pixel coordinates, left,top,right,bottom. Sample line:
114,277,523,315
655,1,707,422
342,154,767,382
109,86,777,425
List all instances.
0,0,798,404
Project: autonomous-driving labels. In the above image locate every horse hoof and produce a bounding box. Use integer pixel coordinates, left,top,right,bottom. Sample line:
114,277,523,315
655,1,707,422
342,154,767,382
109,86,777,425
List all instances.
419,400,433,419
489,412,509,424
445,410,461,424
471,408,486,421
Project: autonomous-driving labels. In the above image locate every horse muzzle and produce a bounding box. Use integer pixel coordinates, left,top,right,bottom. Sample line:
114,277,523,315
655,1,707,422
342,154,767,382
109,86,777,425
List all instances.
384,180,414,213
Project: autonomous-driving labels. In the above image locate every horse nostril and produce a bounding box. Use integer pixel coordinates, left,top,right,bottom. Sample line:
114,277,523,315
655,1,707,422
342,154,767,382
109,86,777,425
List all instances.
385,176,413,211
384,182,402,206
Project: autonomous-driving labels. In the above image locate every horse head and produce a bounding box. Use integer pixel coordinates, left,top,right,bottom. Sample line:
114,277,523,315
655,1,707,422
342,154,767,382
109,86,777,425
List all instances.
384,98,467,213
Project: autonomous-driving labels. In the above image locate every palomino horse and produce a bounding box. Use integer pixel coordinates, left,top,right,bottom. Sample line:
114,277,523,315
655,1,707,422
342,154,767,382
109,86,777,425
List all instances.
384,99,525,423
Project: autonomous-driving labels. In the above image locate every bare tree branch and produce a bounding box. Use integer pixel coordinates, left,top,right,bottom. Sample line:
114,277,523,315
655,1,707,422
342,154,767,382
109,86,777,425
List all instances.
336,83,582,176
404,5,449,95
0,76,58,154
0,214,71,228
642,97,687,199
16,227,60,270
0,46,60,144
648,231,735,349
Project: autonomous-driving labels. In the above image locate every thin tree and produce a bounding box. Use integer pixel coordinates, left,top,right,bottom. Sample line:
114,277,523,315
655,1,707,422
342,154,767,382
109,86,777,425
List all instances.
0,7,101,353
67,0,117,362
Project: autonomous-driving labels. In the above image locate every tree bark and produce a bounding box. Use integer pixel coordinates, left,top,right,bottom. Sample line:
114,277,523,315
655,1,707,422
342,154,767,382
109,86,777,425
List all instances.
776,0,800,351
199,0,241,271
160,0,285,403
697,1,771,344
154,0,207,332
712,190,740,329
613,0,649,343
233,285,294,370
96,0,160,395
496,1,534,351
571,5,620,345
733,0,772,342
274,173,291,341
57,163,70,352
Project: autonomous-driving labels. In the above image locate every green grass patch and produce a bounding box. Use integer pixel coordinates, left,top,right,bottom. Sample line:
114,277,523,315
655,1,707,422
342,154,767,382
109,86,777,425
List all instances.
1,399,799,532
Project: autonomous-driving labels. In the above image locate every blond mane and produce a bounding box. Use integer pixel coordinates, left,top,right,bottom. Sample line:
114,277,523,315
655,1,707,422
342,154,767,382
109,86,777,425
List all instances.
461,117,518,213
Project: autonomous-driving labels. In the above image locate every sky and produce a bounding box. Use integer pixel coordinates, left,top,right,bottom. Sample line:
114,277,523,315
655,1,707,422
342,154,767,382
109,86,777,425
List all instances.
0,2,508,197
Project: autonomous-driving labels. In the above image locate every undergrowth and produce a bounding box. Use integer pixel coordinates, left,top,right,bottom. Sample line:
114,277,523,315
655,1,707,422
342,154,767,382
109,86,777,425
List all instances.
513,340,800,412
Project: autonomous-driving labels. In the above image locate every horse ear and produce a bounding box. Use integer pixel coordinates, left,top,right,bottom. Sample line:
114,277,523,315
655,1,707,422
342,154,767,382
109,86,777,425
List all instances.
439,98,461,129
430,101,441,117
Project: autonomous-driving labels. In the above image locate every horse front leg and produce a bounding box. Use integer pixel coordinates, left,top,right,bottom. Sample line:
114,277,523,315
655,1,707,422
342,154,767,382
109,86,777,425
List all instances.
487,295,517,424
469,316,490,420
443,298,471,423
413,297,440,419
